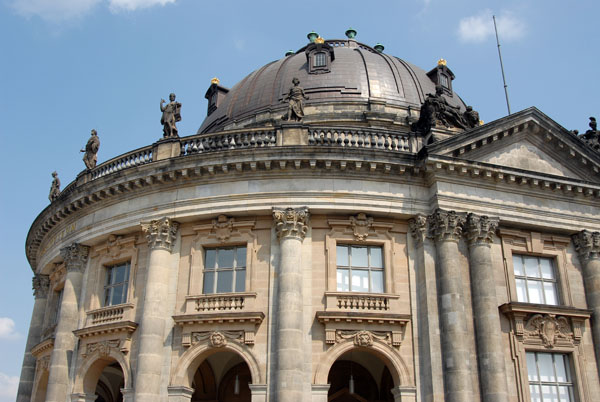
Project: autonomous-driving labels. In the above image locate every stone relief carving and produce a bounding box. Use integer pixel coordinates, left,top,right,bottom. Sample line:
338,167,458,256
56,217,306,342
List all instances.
212,215,234,241
349,213,373,241
273,207,309,240
523,314,573,348
37,355,50,372
191,330,244,347
80,129,100,170
572,230,600,263
142,217,179,252
579,117,600,151
48,171,60,202
429,209,465,243
465,213,498,246
60,243,90,273
32,274,50,299
412,85,479,134
335,330,400,347
408,214,428,245
83,339,121,358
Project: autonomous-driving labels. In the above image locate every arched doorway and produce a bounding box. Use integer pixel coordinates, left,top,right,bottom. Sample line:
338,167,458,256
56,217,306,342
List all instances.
94,362,124,402
327,350,394,402
191,350,251,402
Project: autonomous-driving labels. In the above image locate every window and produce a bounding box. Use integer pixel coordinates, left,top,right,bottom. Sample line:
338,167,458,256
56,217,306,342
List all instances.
526,352,574,402
104,262,130,306
439,74,449,88
336,245,383,293
513,255,558,305
203,246,246,294
314,52,327,67
53,289,63,325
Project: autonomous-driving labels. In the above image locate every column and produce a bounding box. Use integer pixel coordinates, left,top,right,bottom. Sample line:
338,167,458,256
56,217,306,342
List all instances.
134,217,179,402
46,243,90,402
272,207,309,402
429,209,472,402
465,214,509,402
16,274,50,402
572,230,600,372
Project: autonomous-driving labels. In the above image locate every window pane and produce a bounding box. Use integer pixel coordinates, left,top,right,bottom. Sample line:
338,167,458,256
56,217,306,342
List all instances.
527,352,539,381
554,355,568,382
516,279,528,303
524,256,540,277
370,247,383,268
236,247,247,268
352,247,368,267
544,282,558,305
351,269,369,292
105,269,113,286
557,386,572,402
337,245,349,266
337,269,349,291
104,288,111,307
111,285,124,306
541,385,558,402
217,249,234,268
530,384,542,402
538,353,555,382
203,271,215,294
513,255,525,276
370,270,384,293
528,280,544,304
235,269,246,292
540,258,555,279
114,264,126,284
216,270,233,293
315,52,326,67
205,249,216,269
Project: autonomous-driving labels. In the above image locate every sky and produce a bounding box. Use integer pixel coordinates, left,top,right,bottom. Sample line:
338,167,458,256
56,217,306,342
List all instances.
0,0,599,400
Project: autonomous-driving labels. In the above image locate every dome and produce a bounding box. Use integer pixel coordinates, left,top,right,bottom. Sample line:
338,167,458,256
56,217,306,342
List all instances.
199,39,467,133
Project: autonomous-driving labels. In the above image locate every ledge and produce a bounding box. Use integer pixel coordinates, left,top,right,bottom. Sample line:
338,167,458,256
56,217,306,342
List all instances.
73,320,138,339
316,310,410,325
499,302,592,319
173,311,265,326
31,338,54,358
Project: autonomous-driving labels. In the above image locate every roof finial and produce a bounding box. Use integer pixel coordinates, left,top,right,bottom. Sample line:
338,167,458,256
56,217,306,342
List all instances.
211,77,220,85
285,50,294,56
315,36,325,44
437,58,447,66
374,43,384,53
307,31,319,43
345,27,357,39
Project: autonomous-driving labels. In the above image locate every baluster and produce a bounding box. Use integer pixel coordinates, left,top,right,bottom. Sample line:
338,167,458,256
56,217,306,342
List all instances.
357,131,364,147
308,131,315,145
384,134,390,150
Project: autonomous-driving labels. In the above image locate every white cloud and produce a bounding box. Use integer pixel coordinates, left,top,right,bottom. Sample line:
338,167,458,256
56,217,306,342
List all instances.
0,372,19,400
0,317,19,340
10,0,177,22
458,10,526,43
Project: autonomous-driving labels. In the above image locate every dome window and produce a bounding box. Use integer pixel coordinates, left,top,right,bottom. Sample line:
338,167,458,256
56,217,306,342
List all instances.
427,59,455,96
314,52,327,67
204,77,230,116
305,40,335,74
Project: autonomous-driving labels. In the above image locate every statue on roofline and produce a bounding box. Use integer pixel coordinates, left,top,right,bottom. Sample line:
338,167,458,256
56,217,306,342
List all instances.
282,77,309,122
80,129,100,170
579,116,600,151
49,171,60,202
160,93,181,138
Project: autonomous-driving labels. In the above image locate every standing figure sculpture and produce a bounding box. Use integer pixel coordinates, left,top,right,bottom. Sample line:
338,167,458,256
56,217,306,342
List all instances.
80,129,100,170
160,93,182,138
282,77,309,121
49,171,60,202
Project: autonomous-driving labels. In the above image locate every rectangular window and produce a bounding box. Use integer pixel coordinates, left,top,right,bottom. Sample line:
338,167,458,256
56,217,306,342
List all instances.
203,246,247,294
439,74,449,88
526,352,574,402
336,245,384,293
104,262,130,306
314,52,327,67
513,255,558,305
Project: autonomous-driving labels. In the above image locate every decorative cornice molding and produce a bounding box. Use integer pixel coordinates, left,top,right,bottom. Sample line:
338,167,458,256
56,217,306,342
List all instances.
349,213,373,241
59,243,90,273
465,213,498,247
572,230,600,262
429,209,465,243
141,217,179,252
273,207,309,240
32,274,50,299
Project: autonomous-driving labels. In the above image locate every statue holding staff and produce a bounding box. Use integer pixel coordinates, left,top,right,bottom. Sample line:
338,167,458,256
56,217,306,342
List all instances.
80,129,100,170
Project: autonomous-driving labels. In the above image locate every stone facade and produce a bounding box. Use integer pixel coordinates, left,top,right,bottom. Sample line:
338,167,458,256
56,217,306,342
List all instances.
17,38,600,402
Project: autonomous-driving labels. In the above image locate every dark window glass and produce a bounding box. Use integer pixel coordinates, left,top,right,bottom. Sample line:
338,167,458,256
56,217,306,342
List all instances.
315,52,326,67
104,262,130,306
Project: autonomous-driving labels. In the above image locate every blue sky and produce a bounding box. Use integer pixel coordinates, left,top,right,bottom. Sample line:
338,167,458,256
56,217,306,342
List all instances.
0,0,598,399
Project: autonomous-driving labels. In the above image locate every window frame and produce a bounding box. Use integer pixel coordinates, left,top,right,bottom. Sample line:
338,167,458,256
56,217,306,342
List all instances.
525,351,576,402
512,254,559,306
201,246,248,294
103,261,131,307
335,244,385,293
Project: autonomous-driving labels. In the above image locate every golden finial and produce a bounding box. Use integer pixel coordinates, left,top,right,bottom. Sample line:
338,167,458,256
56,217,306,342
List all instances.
479,120,484,126
437,58,447,66
211,77,220,85
315,36,325,44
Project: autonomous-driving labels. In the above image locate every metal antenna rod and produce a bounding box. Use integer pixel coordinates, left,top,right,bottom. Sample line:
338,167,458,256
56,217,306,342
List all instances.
493,15,511,115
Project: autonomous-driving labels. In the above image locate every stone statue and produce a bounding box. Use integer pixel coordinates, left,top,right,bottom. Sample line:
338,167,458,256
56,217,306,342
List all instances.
282,78,309,121
580,116,600,151
412,85,479,134
160,93,181,138
80,129,100,170
49,171,60,202
463,106,480,128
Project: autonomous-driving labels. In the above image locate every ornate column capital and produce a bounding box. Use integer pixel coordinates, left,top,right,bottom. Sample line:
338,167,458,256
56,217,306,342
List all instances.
465,213,498,247
409,214,429,246
429,209,465,243
60,243,90,273
573,230,600,262
273,207,309,240
32,274,50,299
141,217,179,252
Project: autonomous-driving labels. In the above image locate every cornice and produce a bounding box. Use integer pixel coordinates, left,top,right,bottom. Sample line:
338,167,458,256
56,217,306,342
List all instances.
172,311,265,326
73,321,138,339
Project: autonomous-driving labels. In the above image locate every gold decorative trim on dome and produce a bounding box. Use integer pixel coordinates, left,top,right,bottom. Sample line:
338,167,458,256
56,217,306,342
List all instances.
437,58,447,66
315,36,325,44
211,77,220,85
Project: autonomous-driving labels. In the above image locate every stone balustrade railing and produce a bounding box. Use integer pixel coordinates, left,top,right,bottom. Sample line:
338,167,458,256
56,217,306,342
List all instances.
86,303,135,326
308,127,412,152
184,292,257,314
324,292,401,312
90,145,154,181
180,129,277,156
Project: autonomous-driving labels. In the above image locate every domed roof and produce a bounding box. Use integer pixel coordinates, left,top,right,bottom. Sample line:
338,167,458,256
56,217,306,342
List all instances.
198,39,467,133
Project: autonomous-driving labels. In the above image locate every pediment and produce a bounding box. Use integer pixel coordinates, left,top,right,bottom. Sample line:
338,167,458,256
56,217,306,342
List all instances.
427,107,600,183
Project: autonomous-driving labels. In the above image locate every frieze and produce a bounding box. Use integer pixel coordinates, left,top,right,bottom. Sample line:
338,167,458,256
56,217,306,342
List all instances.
333,329,404,348
82,339,121,358
189,330,245,348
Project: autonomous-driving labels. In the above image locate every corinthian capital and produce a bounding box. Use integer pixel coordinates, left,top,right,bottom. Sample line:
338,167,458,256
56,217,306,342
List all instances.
429,209,465,243
60,243,90,273
273,207,309,240
409,214,429,246
32,274,50,299
142,217,179,252
572,230,600,263
465,213,498,247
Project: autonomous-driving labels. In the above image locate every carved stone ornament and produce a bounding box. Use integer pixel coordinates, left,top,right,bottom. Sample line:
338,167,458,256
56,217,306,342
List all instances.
408,214,428,245
572,230,600,263
335,330,393,347
191,330,244,347
37,355,50,372
59,243,90,273
523,314,572,348
212,215,234,241
273,207,309,240
142,217,179,252
83,339,121,358
429,209,465,243
465,213,498,246
32,274,50,299
349,213,373,241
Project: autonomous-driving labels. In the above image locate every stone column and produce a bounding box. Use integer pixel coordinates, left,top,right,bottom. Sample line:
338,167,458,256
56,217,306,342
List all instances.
46,243,90,402
16,274,50,402
465,214,509,402
134,217,179,402
272,207,309,402
573,230,600,372
430,209,472,402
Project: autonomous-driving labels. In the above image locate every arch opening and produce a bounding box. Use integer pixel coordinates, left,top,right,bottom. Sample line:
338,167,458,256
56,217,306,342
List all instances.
191,350,251,402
